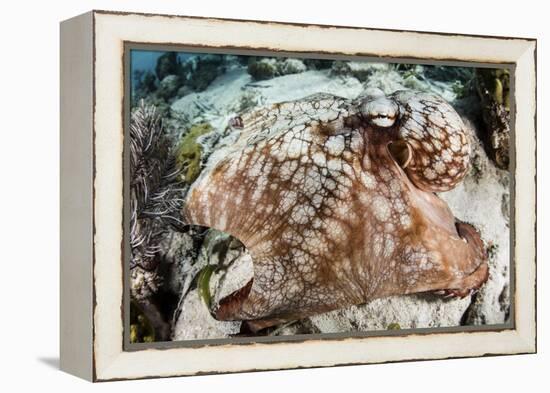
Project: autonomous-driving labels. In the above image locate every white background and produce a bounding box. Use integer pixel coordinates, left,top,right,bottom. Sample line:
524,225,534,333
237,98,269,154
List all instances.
0,0,546,391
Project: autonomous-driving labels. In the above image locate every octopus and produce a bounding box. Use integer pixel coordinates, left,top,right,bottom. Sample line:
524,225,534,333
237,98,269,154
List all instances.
182,88,489,332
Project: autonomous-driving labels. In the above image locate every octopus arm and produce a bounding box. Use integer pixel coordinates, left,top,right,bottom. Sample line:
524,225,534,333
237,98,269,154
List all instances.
391,91,471,192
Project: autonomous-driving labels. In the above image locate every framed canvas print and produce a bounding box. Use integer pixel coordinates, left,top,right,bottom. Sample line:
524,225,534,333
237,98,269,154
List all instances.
60,10,537,381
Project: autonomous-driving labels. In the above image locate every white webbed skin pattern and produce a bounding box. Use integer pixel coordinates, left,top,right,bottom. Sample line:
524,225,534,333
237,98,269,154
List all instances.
391,90,471,191
183,91,488,330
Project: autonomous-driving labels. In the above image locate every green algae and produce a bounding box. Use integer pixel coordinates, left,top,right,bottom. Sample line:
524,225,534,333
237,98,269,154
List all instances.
129,301,155,343
176,123,212,183
477,68,510,109
197,265,218,309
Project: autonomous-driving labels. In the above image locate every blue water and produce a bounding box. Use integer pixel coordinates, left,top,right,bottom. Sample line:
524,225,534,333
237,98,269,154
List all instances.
131,50,194,76
130,50,198,97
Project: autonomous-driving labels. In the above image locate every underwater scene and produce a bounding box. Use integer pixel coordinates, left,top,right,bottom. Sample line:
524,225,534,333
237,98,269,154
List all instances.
128,49,511,343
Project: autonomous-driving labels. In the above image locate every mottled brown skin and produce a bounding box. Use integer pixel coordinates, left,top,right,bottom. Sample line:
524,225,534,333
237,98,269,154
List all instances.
183,90,489,331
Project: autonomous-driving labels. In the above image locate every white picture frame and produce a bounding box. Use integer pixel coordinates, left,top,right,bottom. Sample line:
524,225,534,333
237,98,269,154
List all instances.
60,10,536,381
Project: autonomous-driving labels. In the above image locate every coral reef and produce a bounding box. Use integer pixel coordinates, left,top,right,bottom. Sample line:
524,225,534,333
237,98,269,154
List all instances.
132,53,231,124
475,69,511,169
155,52,181,81
130,301,156,343
280,58,307,75
247,57,309,80
157,75,182,100
185,55,226,92
331,60,388,82
303,58,334,70
129,52,511,342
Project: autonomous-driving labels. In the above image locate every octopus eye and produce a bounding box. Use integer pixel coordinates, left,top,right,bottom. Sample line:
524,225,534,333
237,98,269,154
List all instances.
361,96,399,128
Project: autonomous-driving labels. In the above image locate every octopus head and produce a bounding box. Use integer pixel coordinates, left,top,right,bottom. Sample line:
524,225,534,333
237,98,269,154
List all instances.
359,89,472,192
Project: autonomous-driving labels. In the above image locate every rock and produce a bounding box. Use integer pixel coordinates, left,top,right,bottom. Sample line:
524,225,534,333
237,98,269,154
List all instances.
310,294,472,332
351,63,461,102
170,67,253,133
331,61,389,82
186,55,225,92
158,230,200,296
131,266,162,301
423,65,474,84
176,84,193,98
247,58,279,80
157,74,182,100
140,94,171,119
172,290,241,340
279,58,307,75
246,70,364,103
130,265,173,342
475,69,511,169
134,70,158,99
363,68,411,97
155,52,181,81
303,58,334,70
235,90,261,112
172,231,249,340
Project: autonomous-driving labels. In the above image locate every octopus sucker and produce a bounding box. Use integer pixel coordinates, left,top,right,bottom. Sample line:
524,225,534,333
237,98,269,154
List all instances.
182,90,489,331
